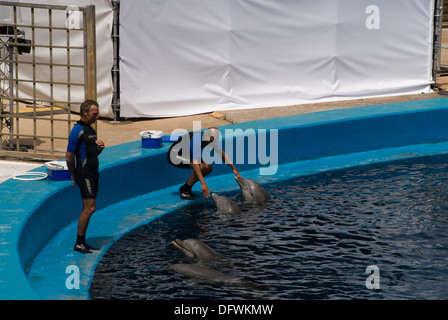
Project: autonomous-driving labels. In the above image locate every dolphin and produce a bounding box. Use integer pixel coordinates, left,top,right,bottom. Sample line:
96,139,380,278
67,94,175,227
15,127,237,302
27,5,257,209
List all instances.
168,263,269,293
212,193,240,213
172,238,227,260
235,177,268,203
168,263,231,280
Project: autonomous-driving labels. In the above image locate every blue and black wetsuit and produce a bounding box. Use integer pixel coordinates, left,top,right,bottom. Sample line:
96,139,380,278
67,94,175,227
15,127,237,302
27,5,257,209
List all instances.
167,131,208,169
67,120,100,199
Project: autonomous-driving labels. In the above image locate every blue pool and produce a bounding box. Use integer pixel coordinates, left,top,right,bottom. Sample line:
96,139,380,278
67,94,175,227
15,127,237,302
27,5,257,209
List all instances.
89,155,448,300
1,98,448,299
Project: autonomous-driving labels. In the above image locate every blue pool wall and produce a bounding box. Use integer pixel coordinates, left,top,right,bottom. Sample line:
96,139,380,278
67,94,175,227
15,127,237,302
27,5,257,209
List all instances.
1,98,448,299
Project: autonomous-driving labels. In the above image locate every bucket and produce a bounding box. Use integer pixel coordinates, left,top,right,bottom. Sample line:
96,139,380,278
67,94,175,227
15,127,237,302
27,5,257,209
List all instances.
45,160,71,181
140,130,163,148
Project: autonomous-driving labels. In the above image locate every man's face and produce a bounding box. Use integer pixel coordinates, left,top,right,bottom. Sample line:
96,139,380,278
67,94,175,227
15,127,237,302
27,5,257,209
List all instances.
83,105,99,125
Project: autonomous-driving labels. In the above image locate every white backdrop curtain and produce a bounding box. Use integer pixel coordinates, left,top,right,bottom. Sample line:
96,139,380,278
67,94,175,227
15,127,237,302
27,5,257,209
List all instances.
120,0,434,118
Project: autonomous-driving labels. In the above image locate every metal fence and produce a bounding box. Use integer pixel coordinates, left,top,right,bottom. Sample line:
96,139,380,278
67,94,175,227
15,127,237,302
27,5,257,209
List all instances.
0,2,96,160
433,0,445,80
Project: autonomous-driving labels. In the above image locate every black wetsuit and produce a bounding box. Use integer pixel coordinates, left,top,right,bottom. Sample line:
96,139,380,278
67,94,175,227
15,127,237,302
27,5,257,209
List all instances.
67,120,100,199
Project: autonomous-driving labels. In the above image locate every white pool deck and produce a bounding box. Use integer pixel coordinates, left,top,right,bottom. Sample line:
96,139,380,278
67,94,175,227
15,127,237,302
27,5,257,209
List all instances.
0,160,42,184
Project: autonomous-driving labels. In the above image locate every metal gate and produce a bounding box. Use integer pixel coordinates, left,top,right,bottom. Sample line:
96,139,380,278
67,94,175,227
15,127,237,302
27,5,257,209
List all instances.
0,2,96,160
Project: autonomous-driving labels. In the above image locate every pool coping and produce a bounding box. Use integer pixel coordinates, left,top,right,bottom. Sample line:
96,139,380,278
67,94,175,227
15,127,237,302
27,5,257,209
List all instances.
1,97,448,299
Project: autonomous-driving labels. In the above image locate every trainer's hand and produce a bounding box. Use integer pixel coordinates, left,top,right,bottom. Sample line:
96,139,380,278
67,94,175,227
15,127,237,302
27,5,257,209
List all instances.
70,175,76,186
233,169,242,179
202,184,210,198
96,140,105,150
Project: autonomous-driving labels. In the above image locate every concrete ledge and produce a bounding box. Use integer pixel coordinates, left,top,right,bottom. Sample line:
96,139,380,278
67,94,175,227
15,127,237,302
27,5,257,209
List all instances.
1,98,448,299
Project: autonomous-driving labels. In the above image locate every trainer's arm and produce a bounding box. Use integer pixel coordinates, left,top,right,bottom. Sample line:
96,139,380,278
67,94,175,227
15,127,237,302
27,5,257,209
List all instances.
66,152,76,184
192,162,210,198
220,149,242,179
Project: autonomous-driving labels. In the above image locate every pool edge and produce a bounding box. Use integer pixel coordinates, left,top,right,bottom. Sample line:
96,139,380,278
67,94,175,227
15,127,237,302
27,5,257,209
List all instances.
2,97,448,299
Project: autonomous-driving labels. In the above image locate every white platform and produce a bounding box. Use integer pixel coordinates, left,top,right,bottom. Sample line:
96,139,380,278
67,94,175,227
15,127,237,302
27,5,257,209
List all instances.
0,160,42,184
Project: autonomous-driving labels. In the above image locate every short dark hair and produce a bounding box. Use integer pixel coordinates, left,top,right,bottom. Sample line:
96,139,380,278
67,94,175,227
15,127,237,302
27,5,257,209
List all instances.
80,99,99,114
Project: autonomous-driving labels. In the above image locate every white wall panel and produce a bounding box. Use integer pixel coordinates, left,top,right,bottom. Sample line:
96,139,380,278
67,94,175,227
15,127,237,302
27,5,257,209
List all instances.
120,0,434,118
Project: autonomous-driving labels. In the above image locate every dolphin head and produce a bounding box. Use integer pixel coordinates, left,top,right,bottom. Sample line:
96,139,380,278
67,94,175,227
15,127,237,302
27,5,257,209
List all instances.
235,177,250,196
172,238,221,259
211,193,219,202
235,177,268,202
212,193,240,213
172,239,195,258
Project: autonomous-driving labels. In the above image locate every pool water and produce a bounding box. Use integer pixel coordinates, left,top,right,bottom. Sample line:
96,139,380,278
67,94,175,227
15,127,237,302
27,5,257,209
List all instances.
90,155,448,300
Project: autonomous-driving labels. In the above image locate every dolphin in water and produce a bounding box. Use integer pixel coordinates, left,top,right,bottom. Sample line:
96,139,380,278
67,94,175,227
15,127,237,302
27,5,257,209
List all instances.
168,263,269,293
168,263,231,280
212,193,240,213
172,238,227,260
235,177,268,203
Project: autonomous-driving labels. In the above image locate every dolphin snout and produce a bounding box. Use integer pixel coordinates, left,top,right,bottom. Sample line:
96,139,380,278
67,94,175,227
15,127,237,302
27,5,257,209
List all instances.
172,239,194,258
172,239,185,249
234,176,244,186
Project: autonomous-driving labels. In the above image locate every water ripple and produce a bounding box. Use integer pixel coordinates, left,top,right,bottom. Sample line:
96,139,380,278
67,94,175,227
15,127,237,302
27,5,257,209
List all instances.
90,155,448,300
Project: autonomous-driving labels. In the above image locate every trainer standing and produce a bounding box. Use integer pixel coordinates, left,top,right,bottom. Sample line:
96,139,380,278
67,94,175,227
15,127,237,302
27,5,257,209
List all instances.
66,100,105,254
